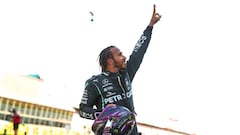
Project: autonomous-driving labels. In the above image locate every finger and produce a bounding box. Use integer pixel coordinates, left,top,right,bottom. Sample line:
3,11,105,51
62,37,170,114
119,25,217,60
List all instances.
156,13,161,18
153,4,156,15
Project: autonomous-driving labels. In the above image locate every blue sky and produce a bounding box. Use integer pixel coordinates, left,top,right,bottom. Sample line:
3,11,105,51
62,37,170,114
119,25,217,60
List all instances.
1,0,240,134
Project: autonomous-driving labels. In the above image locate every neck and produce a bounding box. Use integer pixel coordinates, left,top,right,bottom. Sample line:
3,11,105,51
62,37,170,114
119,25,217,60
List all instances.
106,67,120,73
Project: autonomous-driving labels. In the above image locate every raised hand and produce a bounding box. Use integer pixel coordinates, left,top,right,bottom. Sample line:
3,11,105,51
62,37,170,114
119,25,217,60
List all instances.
149,4,161,26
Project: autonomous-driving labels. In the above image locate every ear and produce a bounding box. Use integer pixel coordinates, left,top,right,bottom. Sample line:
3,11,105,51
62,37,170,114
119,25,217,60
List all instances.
107,58,114,65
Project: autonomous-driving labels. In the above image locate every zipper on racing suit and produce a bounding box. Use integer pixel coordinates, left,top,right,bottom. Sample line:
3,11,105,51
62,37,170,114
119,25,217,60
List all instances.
117,76,126,93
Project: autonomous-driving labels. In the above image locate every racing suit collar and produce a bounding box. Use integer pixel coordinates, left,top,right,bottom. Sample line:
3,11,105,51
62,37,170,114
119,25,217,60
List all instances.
102,69,126,77
102,71,119,77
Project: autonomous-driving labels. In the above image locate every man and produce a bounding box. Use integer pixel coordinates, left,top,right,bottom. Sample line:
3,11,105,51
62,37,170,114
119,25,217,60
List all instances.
12,108,21,135
79,4,161,135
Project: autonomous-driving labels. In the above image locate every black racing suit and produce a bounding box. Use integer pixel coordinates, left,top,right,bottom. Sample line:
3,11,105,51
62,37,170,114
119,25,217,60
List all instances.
79,26,153,135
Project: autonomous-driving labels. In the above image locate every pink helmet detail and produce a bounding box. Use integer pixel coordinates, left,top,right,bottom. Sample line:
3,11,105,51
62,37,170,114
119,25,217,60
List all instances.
92,105,135,135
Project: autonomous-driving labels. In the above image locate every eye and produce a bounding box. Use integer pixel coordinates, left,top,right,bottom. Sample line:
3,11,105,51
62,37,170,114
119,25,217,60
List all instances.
119,52,123,56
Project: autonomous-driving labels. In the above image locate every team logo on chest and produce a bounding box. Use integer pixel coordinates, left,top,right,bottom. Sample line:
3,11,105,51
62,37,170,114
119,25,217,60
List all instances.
102,78,113,92
102,79,109,84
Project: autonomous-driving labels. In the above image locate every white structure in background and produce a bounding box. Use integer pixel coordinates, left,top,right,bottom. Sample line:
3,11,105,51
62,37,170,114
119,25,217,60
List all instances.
0,73,195,135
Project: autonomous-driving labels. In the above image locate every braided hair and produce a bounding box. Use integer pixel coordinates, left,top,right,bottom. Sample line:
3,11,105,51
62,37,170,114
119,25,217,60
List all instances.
98,46,115,72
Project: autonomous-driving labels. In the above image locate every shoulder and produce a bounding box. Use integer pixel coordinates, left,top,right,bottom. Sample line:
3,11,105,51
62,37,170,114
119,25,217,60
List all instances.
87,74,100,81
85,74,105,85
84,74,106,90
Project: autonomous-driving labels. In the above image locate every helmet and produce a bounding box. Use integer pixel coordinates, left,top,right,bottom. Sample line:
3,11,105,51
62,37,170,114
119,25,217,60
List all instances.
92,105,136,135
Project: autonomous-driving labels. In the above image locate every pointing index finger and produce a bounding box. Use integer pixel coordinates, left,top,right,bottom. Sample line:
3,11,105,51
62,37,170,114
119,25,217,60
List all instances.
153,4,156,15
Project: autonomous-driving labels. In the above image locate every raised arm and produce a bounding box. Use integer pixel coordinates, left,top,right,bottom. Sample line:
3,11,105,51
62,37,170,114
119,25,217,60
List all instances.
127,4,161,80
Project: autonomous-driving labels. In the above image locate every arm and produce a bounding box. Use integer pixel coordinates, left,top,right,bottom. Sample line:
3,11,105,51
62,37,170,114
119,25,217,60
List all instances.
127,4,161,80
79,80,101,120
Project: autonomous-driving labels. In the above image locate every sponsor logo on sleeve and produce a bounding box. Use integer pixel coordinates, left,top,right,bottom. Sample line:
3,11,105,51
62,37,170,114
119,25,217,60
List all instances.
134,35,147,52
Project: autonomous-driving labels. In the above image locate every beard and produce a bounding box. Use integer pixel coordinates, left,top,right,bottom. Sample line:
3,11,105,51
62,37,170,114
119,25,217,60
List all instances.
113,58,126,69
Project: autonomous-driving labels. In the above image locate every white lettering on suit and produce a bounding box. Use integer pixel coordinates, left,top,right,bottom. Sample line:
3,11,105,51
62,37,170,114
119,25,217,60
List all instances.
80,111,94,119
134,35,147,52
81,89,88,104
126,90,132,98
104,95,123,104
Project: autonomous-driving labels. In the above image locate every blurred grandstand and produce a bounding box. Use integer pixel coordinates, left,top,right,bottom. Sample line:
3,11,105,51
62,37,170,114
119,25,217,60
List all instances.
0,73,195,135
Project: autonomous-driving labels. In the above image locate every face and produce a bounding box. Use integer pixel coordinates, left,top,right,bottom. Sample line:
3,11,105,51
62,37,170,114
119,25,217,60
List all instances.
109,47,126,70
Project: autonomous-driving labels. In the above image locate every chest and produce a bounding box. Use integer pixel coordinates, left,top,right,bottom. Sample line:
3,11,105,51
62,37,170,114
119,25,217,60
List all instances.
96,74,132,97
